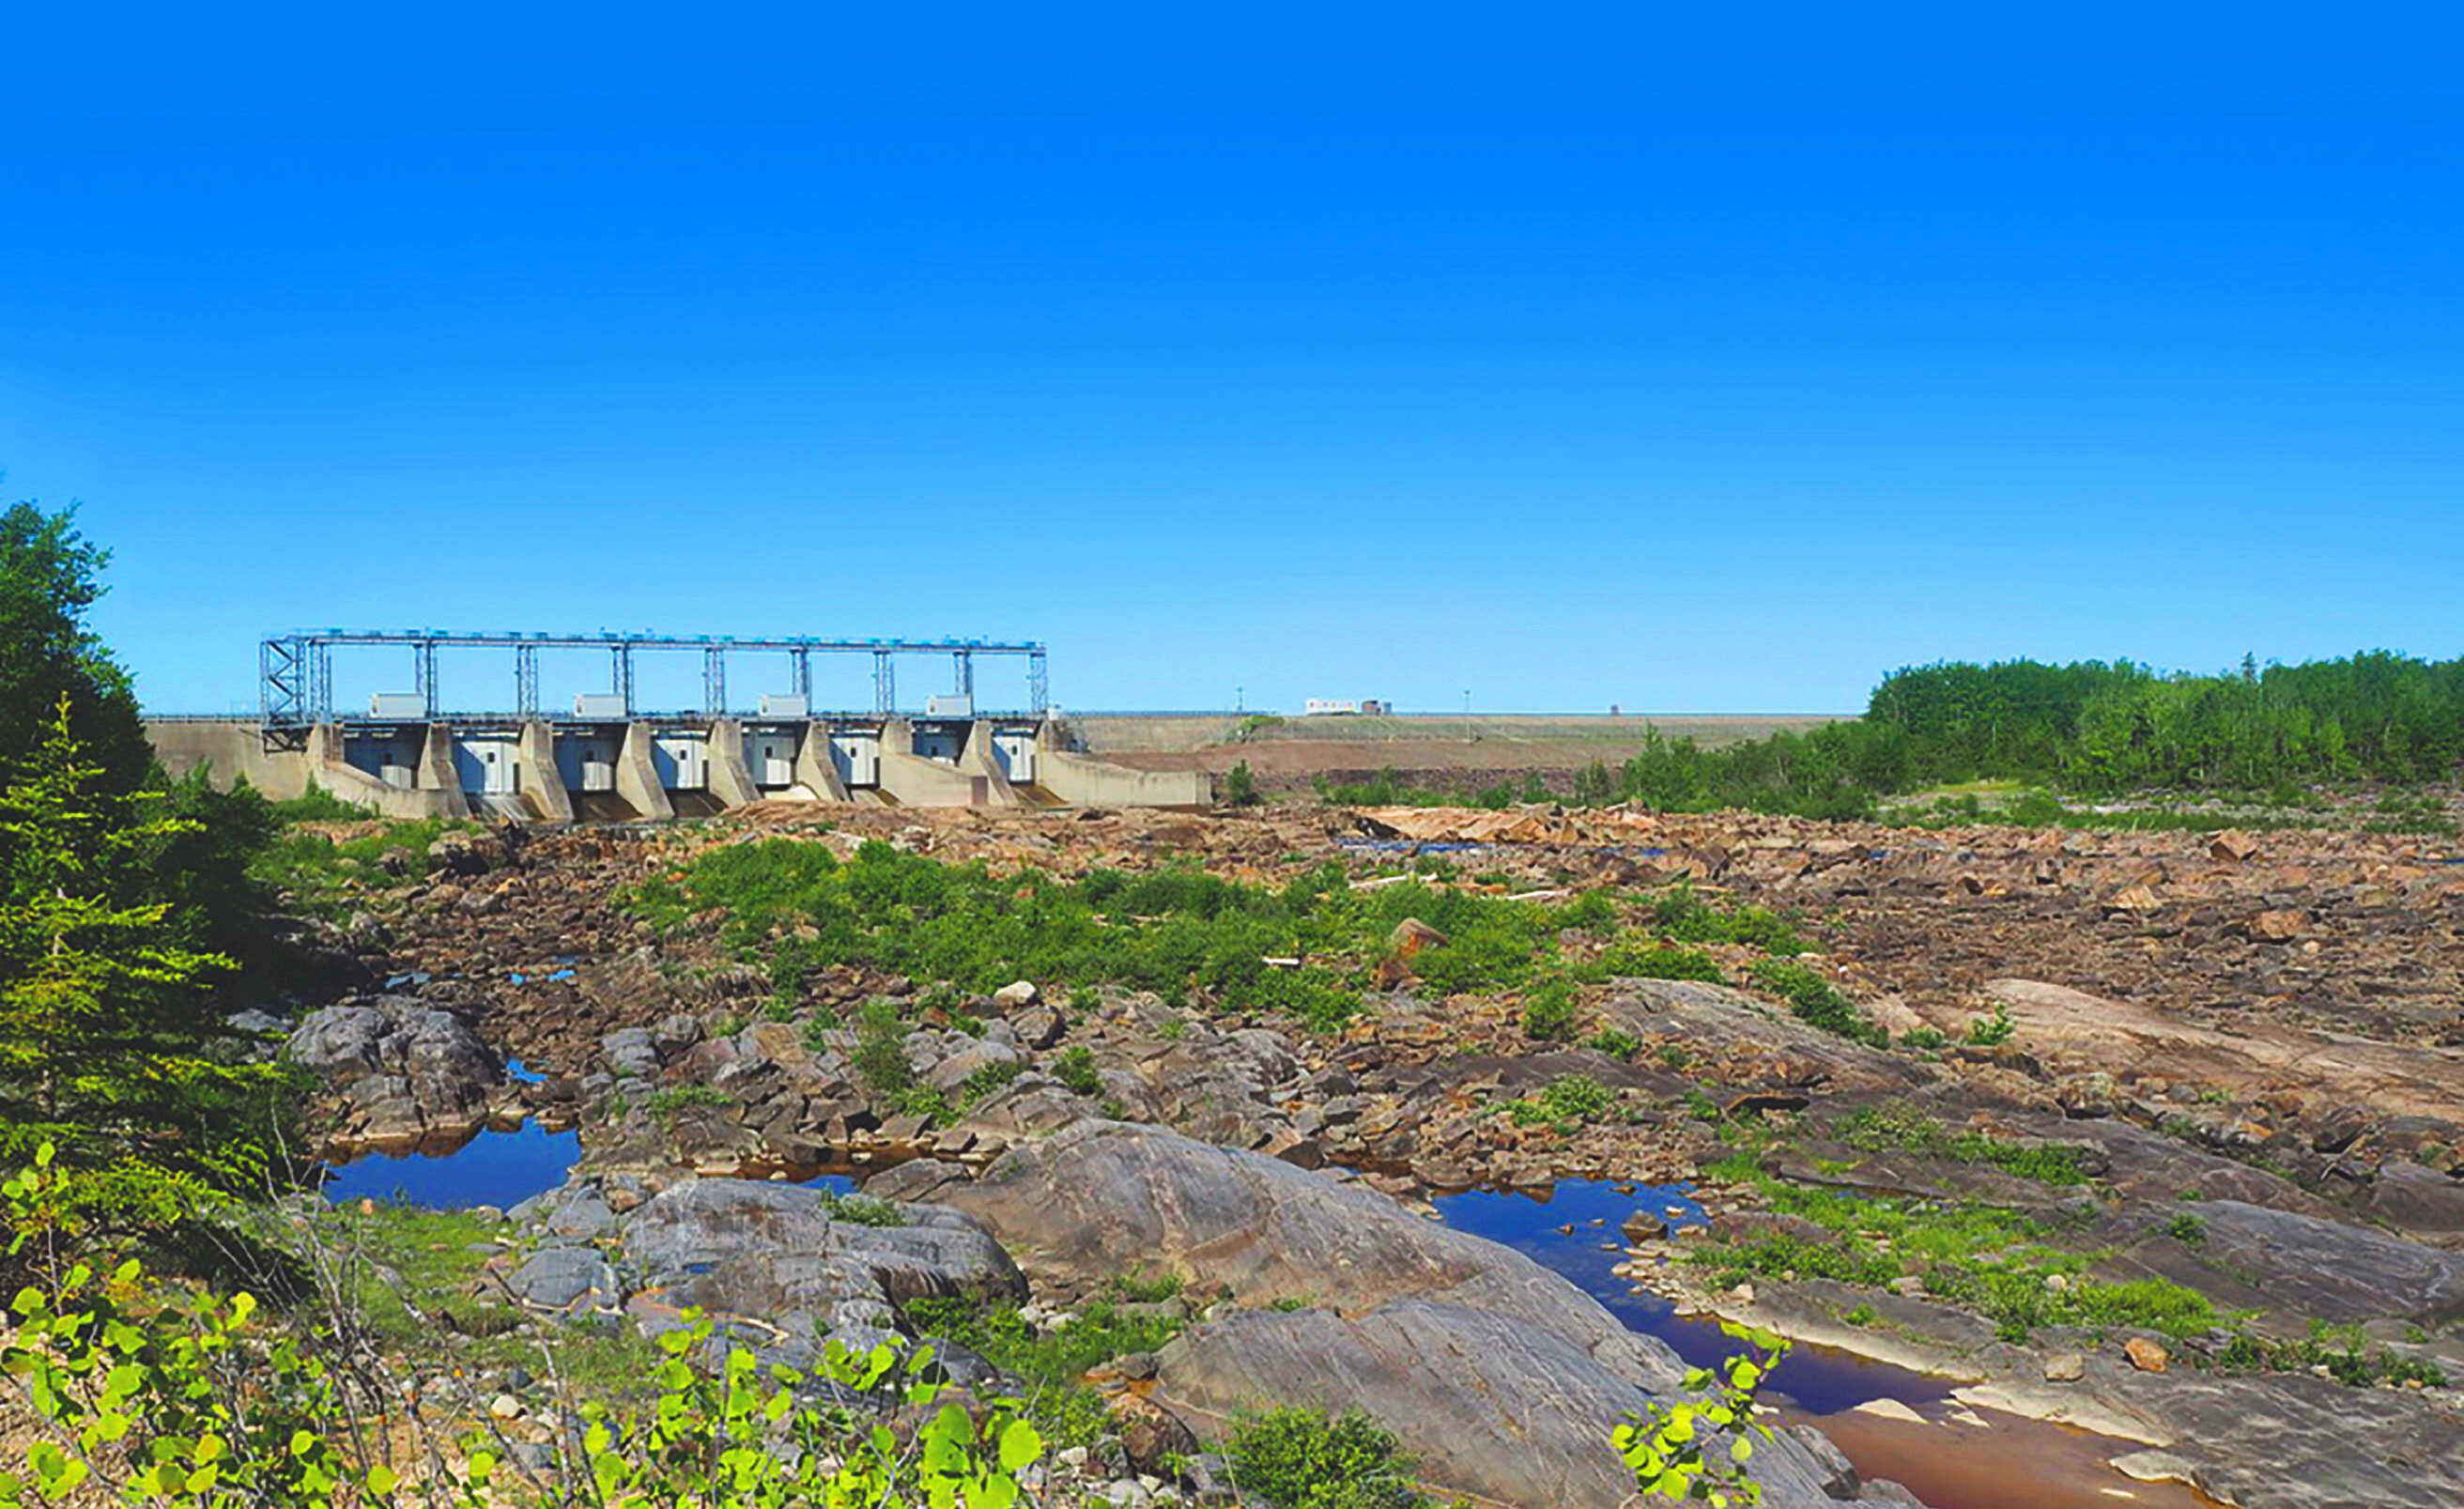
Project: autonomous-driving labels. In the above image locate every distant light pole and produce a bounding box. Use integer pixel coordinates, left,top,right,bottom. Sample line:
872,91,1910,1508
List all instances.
1236,685,1244,712
1463,690,1471,718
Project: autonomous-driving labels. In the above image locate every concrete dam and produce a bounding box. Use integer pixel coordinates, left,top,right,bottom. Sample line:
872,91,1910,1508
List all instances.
146,629,1211,822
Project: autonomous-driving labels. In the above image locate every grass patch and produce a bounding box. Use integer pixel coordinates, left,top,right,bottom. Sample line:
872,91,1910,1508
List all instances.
1838,1102,2091,1185
333,1204,664,1402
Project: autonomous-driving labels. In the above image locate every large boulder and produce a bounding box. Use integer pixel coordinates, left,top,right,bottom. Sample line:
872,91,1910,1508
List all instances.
289,996,501,1148
614,1178,1024,1367
870,1121,1876,1509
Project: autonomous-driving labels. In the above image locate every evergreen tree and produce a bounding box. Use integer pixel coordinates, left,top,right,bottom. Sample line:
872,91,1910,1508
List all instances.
0,698,288,1233
0,500,150,793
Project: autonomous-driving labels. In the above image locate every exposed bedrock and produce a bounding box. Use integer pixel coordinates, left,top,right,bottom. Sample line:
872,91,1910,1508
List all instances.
870,1119,1898,1509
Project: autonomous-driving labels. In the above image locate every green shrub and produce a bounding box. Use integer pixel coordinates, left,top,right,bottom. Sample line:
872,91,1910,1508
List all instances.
1522,981,1578,1040
851,999,916,1098
1612,1325,1789,1509
1054,1044,1102,1096
0,1147,1043,1509
1509,1071,1615,1127
958,1057,1026,1108
1223,761,1263,807
1966,1000,2016,1046
1747,959,1886,1047
816,1190,906,1226
1585,1028,1640,1060
1227,1409,1423,1509
1596,942,1727,983
645,1084,731,1122
1839,1102,2090,1185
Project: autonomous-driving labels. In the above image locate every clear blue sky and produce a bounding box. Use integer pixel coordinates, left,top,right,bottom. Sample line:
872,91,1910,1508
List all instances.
6,4,2459,716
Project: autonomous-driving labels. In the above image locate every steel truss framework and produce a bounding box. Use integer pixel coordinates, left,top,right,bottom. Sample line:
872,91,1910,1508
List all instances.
257,629,1048,727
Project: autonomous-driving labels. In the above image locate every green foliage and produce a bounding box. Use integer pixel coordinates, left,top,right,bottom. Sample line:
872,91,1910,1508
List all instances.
1965,1000,2016,1046
2165,1212,2208,1245
644,1084,731,1123
1316,766,1515,809
849,999,916,1098
1223,760,1263,807
0,701,290,1236
1332,653,2464,822
1902,1027,1949,1051
957,1057,1027,1109
901,1288,1184,1448
248,812,483,912
1842,1303,1878,1327
815,1189,907,1227
629,842,1608,1035
1744,960,1885,1047
2215,1324,2447,1388
1226,1409,1424,1509
1585,1027,1641,1060
1507,1072,1613,1127
1837,1102,2089,1185
1652,885,1810,955
0,501,149,794
1054,1044,1102,1095
1690,1166,2223,1347
1521,980,1578,1040
0,1147,1042,1509
1614,1323,1787,1506
1594,943,1726,983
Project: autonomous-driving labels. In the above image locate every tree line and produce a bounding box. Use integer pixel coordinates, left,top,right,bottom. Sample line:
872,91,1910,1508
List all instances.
1579,653,2464,818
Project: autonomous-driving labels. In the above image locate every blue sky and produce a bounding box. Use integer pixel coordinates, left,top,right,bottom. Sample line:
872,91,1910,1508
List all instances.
5,4,2459,716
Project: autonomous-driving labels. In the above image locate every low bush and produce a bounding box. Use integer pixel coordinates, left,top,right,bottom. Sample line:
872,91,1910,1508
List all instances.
1594,942,1726,983
1746,959,1886,1047
1054,1044,1102,1095
1522,981,1578,1040
1226,1409,1424,1509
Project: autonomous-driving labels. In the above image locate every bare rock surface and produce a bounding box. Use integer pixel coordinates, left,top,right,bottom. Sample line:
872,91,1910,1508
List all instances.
870,1120,1893,1509
289,994,503,1150
613,1178,1024,1365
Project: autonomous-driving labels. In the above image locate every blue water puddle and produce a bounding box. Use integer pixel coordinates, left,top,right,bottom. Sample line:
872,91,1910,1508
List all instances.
324,1123,579,1209
504,1057,547,1085
1430,1178,1952,1415
801,1172,859,1196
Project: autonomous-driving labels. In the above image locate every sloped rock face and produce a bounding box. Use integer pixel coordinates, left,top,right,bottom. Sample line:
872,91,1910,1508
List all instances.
610,1178,1024,1367
289,994,504,1150
870,1121,1884,1509
2108,1199,2464,1327
1159,1302,1854,1509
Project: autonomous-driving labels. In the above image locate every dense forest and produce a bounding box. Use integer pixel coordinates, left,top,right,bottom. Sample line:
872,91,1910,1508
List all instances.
1324,654,2464,821
1603,653,2464,819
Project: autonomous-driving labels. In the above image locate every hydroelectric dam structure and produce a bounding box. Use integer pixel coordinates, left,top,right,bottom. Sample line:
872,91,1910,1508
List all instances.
146,629,1211,821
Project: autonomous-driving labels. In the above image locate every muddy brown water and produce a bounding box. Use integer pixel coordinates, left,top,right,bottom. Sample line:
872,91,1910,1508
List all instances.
1429,1179,2225,1509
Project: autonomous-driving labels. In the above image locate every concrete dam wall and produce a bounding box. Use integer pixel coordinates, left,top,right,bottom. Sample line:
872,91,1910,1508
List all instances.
147,716,1211,823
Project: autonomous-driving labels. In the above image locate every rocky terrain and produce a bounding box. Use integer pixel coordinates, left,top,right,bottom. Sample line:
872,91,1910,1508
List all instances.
279,800,2464,1509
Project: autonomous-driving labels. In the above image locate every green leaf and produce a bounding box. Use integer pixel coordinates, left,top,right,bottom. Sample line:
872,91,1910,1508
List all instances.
997,1418,1042,1471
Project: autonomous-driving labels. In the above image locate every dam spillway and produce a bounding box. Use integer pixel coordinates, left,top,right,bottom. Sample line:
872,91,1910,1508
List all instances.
146,628,1211,821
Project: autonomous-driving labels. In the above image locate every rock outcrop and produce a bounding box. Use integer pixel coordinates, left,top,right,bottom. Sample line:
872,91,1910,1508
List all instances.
290,994,505,1150
504,1177,1024,1370
871,1120,1892,1509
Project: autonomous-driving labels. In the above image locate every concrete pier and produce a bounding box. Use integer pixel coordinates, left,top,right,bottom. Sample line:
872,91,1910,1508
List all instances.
145,715,1209,822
